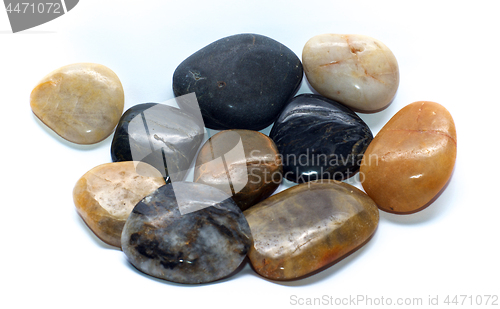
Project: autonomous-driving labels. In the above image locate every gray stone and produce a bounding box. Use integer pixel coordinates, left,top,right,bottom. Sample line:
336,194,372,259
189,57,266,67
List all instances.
121,182,252,284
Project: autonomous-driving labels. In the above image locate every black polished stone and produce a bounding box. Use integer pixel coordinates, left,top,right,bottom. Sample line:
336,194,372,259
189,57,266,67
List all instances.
269,94,373,183
121,182,252,284
173,33,303,130
111,103,204,183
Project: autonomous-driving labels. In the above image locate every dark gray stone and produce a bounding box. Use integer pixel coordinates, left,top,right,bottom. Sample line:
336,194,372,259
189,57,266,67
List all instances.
270,94,373,183
121,182,252,284
173,33,303,130
111,103,204,183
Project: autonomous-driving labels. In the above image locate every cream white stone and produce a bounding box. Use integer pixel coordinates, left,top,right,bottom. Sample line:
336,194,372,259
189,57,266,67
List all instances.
302,34,399,112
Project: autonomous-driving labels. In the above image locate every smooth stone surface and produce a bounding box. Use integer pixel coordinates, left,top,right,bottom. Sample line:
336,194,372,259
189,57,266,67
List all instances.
244,180,379,280
121,182,252,284
270,94,373,183
194,129,282,211
73,162,166,247
302,34,399,112
111,103,204,182
360,101,457,214
30,63,124,144
173,33,303,130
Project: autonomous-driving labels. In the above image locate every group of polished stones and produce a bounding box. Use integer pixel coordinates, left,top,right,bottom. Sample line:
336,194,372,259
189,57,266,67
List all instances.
30,33,457,284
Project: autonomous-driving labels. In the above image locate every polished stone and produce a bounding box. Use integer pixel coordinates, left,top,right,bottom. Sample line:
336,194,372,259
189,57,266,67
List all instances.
111,103,204,182
244,180,379,280
302,34,399,112
194,129,282,211
73,162,166,247
121,182,252,284
360,101,457,214
30,63,124,144
173,33,303,130
270,94,373,183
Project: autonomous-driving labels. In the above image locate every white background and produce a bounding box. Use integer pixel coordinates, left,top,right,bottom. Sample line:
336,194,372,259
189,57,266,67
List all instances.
1,1,498,308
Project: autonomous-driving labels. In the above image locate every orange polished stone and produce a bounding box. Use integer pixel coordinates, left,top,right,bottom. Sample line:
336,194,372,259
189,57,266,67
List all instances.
244,180,379,280
360,101,457,214
73,162,166,247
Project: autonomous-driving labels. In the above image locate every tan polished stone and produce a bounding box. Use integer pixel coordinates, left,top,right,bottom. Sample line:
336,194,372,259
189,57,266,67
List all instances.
302,34,399,112
194,130,282,211
244,180,379,280
30,63,124,144
360,101,457,214
73,161,166,248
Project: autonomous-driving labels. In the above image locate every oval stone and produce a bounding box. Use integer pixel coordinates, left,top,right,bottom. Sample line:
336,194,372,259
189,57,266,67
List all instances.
73,162,166,247
244,180,379,280
111,103,204,182
173,33,303,130
302,34,399,112
194,129,282,211
121,182,252,284
360,101,457,214
269,94,373,183
30,63,124,144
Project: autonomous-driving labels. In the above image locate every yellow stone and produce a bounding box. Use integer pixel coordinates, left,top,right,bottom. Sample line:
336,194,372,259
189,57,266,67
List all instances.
360,101,457,214
30,63,124,144
73,162,166,248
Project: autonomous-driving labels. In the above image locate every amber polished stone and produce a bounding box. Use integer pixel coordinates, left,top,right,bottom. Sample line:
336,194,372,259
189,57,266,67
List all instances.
244,180,379,280
30,63,124,144
73,162,166,247
194,130,282,211
360,101,457,214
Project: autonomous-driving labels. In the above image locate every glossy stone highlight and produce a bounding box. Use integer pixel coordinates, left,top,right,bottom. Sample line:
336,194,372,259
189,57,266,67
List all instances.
73,162,166,247
30,63,124,144
244,180,379,280
302,34,399,112
173,33,303,130
121,182,252,284
270,94,373,183
194,130,282,211
360,101,457,214
111,103,204,182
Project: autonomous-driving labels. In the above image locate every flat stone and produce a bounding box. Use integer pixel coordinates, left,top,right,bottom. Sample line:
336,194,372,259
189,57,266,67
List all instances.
173,33,303,130
244,180,379,280
30,63,124,144
194,129,282,211
360,101,457,214
121,182,252,284
302,34,399,112
270,94,373,183
111,103,204,182
73,162,166,248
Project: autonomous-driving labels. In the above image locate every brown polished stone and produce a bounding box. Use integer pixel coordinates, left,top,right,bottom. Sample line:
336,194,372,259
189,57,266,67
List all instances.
194,130,282,211
360,101,457,214
30,63,124,144
73,162,166,247
244,180,379,280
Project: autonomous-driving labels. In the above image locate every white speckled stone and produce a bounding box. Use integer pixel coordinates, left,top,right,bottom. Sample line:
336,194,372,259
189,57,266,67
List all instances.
302,34,399,112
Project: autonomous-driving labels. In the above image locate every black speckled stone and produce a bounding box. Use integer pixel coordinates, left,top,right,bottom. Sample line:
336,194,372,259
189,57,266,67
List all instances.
269,94,373,183
111,103,204,183
121,182,252,284
173,33,303,130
